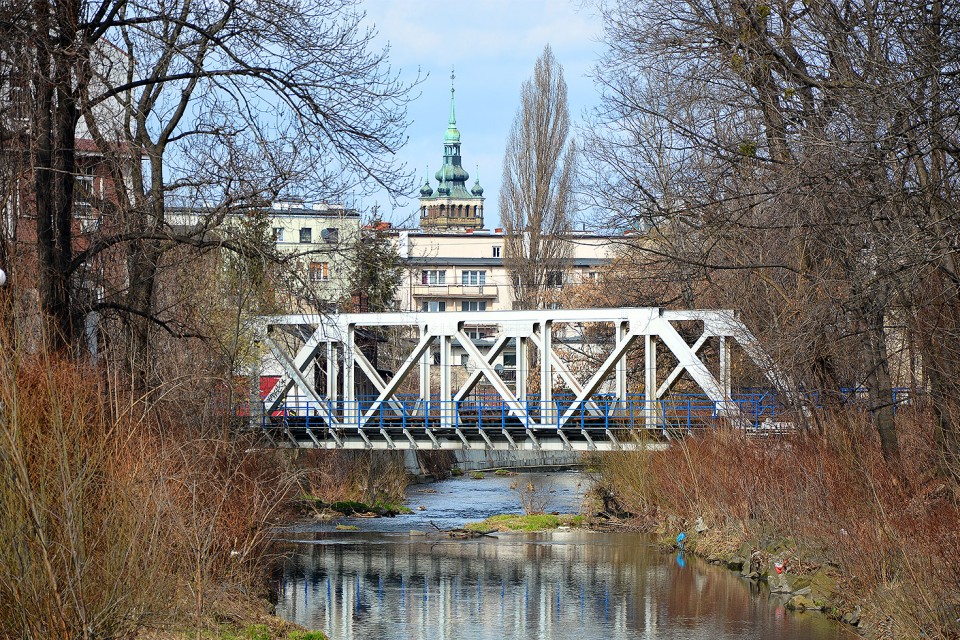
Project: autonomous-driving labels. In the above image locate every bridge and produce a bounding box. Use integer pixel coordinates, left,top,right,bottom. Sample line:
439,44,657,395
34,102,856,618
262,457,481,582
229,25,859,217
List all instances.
252,308,792,451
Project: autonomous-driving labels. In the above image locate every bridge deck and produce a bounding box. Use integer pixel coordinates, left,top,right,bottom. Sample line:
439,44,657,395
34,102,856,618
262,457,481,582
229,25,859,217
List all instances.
256,394,796,450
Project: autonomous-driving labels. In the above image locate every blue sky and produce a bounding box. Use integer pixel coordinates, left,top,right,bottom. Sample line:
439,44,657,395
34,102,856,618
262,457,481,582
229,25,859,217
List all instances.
358,0,605,228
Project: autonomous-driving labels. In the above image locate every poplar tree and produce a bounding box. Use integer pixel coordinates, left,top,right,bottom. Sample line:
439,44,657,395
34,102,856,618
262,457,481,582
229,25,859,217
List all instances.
501,45,577,310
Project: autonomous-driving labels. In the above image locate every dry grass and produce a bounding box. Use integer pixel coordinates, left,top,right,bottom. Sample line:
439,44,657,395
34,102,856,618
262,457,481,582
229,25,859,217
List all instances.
0,340,298,639
293,450,409,505
599,411,960,639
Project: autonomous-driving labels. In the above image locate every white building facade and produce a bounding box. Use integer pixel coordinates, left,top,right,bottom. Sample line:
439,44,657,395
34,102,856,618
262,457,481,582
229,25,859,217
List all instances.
392,228,614,313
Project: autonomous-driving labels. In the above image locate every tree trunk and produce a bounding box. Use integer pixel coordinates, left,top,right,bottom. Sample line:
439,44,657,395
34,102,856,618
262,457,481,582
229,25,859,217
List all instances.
862,310,899,464
30,0,80,347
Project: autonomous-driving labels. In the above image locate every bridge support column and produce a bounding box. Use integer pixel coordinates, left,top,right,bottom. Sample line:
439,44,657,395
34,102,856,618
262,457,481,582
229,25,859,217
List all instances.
326,341,338,403
616,320,628,415
419,324,431,418
719,335,732,414
645,334,658,429
540,321,554,426
439,333,453,428
344,325,356,427
516,336,527,401
249,341,264,431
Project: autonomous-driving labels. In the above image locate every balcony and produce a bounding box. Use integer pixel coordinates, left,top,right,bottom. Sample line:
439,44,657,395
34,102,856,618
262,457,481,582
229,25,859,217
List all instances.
411,283,499,298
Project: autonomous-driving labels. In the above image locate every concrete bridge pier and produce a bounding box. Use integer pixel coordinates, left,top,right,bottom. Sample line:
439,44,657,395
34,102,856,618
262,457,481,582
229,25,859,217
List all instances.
402,449,584,477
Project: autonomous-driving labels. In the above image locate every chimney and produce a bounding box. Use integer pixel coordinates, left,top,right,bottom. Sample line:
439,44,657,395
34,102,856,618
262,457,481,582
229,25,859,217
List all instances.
465,228,474,234
495,227,503,234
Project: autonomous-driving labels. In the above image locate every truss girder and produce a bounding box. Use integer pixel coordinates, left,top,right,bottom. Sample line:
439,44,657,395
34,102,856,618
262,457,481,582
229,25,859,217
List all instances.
255,307,782,448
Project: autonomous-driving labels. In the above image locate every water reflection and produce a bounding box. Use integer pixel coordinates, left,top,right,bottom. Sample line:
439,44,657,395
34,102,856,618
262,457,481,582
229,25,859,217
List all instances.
274,531,843,640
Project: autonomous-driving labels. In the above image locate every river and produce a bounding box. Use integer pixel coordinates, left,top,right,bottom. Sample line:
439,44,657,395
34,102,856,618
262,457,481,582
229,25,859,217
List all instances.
273,471,846,639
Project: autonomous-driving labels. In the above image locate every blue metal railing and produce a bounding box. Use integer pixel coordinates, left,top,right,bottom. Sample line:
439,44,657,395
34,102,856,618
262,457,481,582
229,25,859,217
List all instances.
262,387,920,436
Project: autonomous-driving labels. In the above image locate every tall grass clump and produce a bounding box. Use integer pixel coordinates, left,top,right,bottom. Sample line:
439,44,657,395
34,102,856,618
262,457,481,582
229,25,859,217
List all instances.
0,334,298,638
0,343,175,638
294,449,409,505
598,411,960,638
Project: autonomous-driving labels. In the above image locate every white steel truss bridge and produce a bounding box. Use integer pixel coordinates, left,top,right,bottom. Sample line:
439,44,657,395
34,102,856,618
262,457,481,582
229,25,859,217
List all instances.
252,308,788,451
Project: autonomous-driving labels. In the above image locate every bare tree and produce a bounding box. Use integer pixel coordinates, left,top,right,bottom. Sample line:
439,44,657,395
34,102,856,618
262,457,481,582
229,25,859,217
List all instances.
501,45,576,310
584,0,960,468
4,0,418,396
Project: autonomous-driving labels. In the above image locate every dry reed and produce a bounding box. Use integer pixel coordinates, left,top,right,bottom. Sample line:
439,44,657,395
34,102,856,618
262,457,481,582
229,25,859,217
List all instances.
598,410,960,638
0,338,298,639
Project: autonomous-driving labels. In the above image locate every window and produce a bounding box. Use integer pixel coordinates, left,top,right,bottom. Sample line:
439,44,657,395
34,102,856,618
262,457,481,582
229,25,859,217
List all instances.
273,227,284,242
464,328,486,340
75,174,95,197
299,227,312,243
492,246,501,258
309,262,329,282
421,270,446,285
587,271,599,282
461,300,487,312
503,352,517,367
460,354,469,367
320,227,339,243
461,270,486,286
421,300,446,312
74,175,95,213
546,271,564,288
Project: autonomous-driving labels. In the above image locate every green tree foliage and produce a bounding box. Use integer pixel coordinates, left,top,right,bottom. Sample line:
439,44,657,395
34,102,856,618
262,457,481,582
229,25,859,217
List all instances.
349,222,402,312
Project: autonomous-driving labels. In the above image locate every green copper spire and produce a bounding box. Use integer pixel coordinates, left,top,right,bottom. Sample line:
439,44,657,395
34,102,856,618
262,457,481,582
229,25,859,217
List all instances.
444,67,461,144
435,66,471,196
419,164,434,197
471,163,484,196
419,70,484,230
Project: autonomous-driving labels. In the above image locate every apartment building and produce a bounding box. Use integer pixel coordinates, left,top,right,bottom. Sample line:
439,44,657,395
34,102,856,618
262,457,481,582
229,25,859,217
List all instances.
168,201,361,307
393,228,613,313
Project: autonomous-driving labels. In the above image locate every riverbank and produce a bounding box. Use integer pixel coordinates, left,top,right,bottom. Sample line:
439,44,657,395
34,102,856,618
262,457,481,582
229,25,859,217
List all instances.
272,471,845,640
592,416,960,639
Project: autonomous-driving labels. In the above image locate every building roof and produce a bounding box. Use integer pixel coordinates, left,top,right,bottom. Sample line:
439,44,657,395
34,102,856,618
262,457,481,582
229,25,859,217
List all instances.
408,256,609,268
165,202,360,218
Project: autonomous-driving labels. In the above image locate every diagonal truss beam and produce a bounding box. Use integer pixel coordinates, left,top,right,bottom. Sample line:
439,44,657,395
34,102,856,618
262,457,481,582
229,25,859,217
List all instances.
557,332,639,428
453,334,510,402
262,327,327,413
653,318,733,414
656,333,709,398
358,333,433,428
527,332,604,417
351,344,406,417
454,331,539,427
263,336,340,427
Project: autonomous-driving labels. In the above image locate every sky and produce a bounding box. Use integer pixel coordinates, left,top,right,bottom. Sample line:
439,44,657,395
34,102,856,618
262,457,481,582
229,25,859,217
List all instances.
356,0,606,228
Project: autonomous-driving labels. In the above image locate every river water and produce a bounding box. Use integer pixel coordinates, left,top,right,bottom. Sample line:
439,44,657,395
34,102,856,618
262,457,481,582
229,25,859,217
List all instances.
273,471,846,639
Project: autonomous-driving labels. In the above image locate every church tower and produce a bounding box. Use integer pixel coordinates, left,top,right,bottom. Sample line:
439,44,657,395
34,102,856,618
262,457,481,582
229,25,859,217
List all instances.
418,69,485,231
